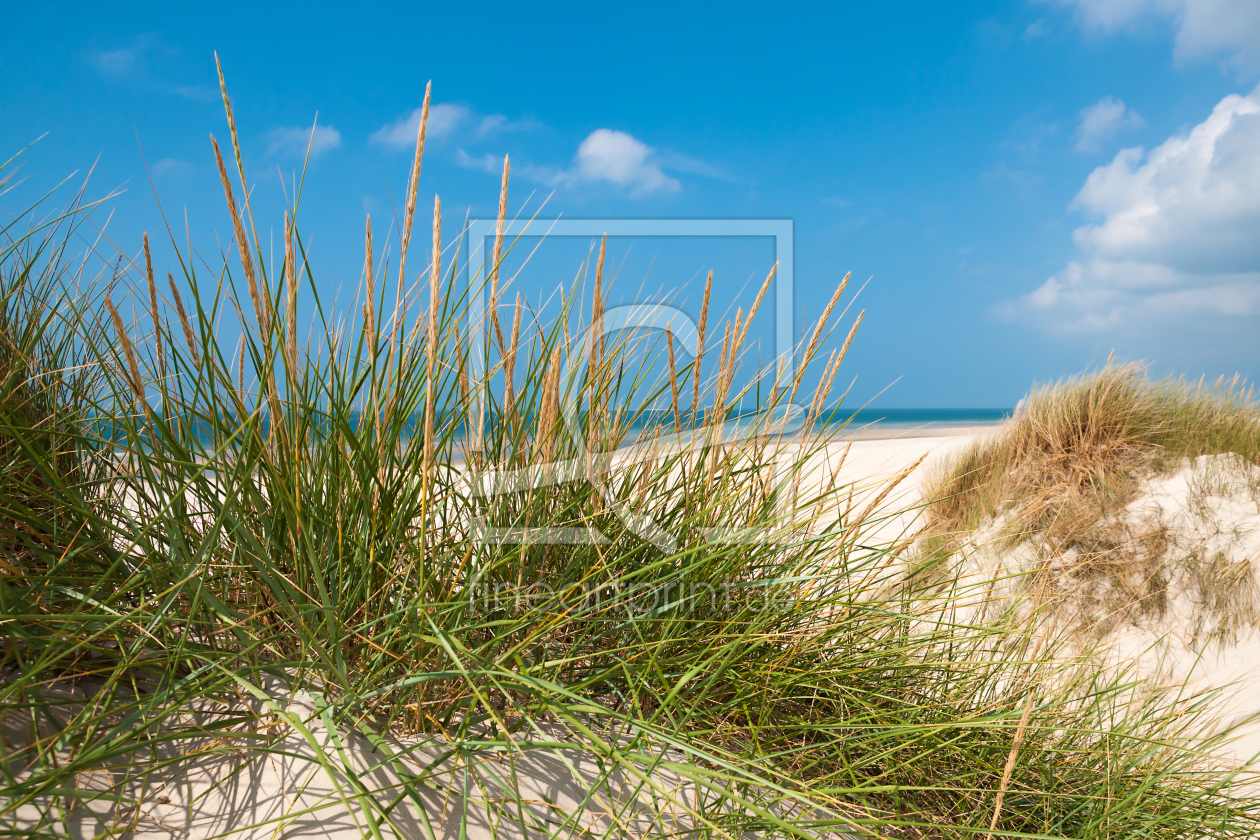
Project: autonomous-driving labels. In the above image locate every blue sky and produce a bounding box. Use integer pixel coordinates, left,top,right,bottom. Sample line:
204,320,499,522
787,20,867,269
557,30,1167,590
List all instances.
3,0,1259,407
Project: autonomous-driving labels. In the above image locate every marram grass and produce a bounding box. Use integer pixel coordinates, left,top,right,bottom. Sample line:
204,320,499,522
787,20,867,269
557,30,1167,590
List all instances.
0,70,1258,839
923,362,1260,546
919,363,1260,643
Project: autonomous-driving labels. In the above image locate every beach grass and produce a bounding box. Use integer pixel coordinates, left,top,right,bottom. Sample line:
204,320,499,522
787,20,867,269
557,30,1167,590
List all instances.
1,72,1258,839
924,363,1260,541
919,363,1260,645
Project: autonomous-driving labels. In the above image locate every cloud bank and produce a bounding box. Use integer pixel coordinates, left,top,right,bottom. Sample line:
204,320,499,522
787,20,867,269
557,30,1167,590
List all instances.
1051,0,1260,70
1009,83,1260,328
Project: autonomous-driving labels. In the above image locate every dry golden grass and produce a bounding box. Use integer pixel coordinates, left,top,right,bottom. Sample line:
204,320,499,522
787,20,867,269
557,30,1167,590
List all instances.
926,364,1260,539
920,363,1260,640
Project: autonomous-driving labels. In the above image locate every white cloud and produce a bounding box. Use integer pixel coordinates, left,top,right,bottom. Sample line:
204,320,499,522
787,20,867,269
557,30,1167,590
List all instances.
1009,83,1260,328
458,129,701,197
371,103,471,148
569,129,680,195
1050,0,1260,70
266,125,342,159
1076,95,1144,152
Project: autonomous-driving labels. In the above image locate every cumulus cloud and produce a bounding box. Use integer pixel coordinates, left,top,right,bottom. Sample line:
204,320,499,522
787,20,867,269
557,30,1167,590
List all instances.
1076,96,1144,152
1050,0,1260,69
1007,83,1260,327
568,129,680,195
266,125,342,159
457,129,695,197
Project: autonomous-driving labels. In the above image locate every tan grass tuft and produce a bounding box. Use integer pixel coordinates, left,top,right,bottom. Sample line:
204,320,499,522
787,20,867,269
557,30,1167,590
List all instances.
398,82,432,289
537,346,563,463
792,272,850,402
491,155,510,306
142,234,163,368
168,274,199,367
503,293,522,434
721,310,741,407
706,321,734,493
805,350,838,429
422,195,442,500
363,214,375,349
836,309,863,369
736,262,776,351
589,235,606,376
666,327,681,431
921,363,1260,637
454,327,470,408
729,307,744,370
841,451,928,546
587,235,607,453
210,135,267,336
714,319,733,423
104,294,145,407
691,270,712,422
214,54,266,321
490,155,510,354
285,214,298,374
988,691,1037,838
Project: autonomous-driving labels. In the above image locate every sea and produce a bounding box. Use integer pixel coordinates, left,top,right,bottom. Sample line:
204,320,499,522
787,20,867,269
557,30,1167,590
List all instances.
831,408,1011,428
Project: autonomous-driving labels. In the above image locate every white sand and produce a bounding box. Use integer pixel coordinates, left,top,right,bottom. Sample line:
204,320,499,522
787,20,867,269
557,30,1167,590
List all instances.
781,424,994,546
8,681,863,839
937,449,1260,772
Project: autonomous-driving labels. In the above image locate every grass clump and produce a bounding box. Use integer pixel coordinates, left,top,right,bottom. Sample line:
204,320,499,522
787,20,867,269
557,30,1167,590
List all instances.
925,364,1260,538
1,69,1259,839
921,363,1260,642
0,191,101,580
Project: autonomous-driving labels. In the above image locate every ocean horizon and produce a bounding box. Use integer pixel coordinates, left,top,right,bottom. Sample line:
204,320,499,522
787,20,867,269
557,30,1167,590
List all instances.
833,407,1011,427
